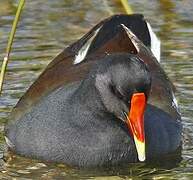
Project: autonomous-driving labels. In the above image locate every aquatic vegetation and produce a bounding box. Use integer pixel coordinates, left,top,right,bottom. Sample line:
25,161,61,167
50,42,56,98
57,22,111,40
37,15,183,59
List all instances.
0,0,25,94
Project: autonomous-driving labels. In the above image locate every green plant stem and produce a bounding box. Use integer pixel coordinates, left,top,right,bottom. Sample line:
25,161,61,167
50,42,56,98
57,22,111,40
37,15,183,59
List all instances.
120,0,133,14
0,0,25,95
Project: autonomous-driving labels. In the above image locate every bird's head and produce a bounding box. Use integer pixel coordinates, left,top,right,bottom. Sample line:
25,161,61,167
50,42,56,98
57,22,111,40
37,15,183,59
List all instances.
94,53,151,161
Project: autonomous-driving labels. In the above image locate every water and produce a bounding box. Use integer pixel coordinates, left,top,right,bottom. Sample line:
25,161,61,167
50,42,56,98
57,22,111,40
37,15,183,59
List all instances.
0,0,192,179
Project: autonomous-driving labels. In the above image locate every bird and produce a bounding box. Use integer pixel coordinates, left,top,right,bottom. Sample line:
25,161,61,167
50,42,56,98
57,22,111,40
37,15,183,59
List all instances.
5,14,182,168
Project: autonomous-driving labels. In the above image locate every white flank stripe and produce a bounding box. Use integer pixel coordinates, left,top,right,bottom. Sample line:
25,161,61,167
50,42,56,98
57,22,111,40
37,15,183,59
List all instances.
74,26,101,64
5,136,14,148
172,92,178,108
146,22,161,62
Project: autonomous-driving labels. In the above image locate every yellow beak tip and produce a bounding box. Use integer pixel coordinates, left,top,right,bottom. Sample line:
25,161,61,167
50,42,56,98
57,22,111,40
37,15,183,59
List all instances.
138,154,146,162
133,135,146,162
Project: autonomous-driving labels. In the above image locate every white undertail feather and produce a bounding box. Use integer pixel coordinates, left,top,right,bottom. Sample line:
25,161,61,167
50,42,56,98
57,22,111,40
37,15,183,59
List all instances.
74,22,160,64
146,22,161,62
120,24,139,53
74,26,101,64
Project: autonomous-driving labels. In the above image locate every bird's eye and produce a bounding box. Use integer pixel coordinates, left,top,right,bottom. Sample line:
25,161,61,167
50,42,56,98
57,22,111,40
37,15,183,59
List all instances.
110,84,132,107
136,86,150,100
136,86,145,93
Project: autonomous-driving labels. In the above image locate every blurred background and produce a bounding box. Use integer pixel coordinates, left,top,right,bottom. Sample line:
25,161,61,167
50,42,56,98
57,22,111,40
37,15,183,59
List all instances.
0,0,193,179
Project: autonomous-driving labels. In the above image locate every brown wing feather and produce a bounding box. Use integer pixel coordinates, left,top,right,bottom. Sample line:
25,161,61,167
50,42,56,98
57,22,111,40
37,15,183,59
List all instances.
10,14,180,123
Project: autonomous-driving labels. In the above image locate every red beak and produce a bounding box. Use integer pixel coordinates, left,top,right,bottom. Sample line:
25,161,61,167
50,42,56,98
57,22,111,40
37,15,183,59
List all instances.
126,93,146,161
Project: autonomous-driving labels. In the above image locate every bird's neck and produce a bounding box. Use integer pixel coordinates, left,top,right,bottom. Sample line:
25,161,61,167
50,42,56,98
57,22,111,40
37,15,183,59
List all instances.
69,77,107,117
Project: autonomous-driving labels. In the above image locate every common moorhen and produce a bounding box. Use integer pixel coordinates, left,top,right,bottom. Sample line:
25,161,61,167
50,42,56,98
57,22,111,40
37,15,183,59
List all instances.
5,14,182,167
